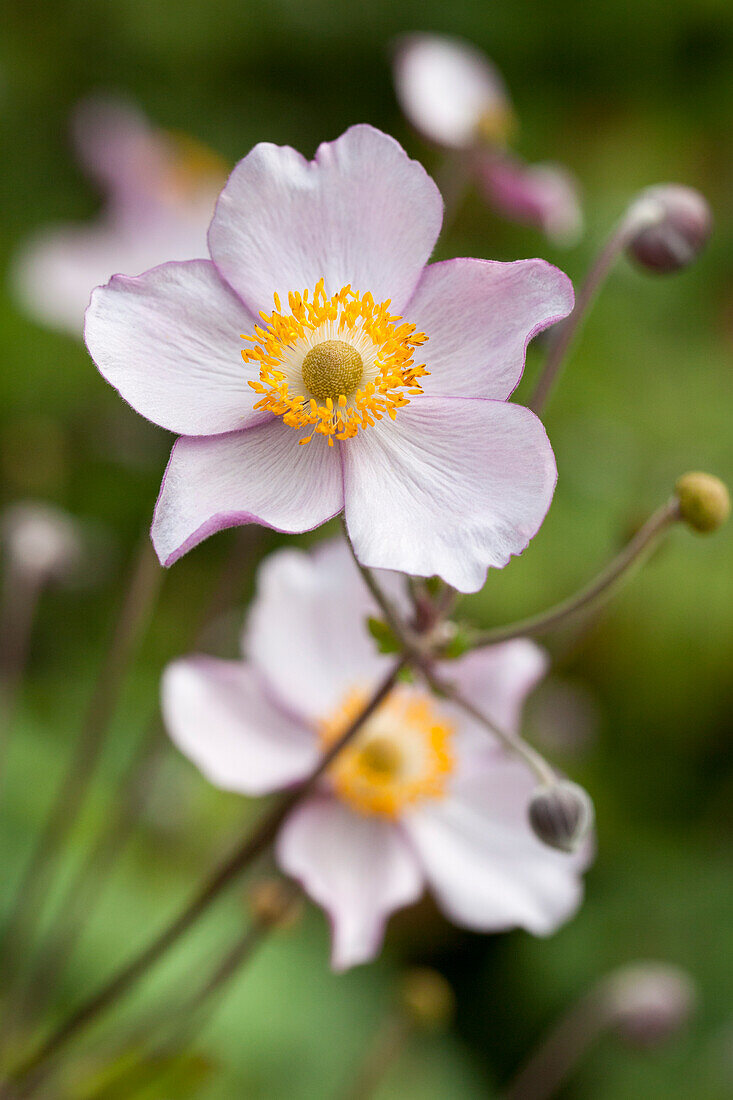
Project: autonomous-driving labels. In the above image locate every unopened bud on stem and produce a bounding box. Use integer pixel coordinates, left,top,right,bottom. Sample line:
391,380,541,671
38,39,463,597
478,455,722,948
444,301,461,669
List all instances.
249,879,301,930
528,780,594,853
399,967,455,1031
625,185,711,274
601,962,696,1047
675,472,730,533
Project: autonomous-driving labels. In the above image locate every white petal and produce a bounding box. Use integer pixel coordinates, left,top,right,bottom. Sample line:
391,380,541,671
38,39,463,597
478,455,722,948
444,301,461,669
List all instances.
161,657,318,794
342,397,556,593
393,34,509,149
245,539,408,723
207,125,442,315
407,258,574,401
276,796,424,970
404,756,587,935
441,640,549,737
151,423,344,566
85,259,264,435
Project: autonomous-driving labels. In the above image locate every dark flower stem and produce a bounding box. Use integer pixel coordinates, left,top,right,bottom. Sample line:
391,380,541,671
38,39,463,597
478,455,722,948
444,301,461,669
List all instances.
0,566,44,782
339,1013,411,1100
0,537,162,1035
2,657,407,1098
79,883,302,1100
529,217,636,415
341,524,555,784
469,498,681,650
501,991,609,1100
8,529,261,1041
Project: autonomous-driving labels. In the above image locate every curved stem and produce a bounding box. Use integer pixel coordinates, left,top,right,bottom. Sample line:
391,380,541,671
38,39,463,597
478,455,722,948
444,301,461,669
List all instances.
501,991,608,1100
3,658,406,1098
0,538,162,1034
9,529,261,1041
529,217,636,415
424,666,555,786
470,499,680,651
339,1014,410,1100
0,566,44,782
340,526,555,785
80,884,302,1100
340,518,415,646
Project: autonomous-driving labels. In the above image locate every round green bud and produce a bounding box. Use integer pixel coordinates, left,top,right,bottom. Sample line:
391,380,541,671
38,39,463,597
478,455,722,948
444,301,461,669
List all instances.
675,472,730,534
528,780,594,853
249,879,301,930
399,967,455,1031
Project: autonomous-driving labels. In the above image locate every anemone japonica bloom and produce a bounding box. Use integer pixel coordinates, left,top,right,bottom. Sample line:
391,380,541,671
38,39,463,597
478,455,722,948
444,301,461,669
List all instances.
13,97,225,335
162,540,590,970
85,125,573,591
393,34,583,245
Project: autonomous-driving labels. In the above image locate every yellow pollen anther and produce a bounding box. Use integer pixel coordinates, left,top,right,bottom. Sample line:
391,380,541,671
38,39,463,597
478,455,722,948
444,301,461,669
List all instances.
319,687,455,819
242,279,429,444
301,340,364,401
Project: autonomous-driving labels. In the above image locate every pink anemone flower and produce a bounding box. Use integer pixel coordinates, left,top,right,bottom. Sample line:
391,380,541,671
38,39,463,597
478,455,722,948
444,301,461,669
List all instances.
162,540,590,971
85,124,573,591
12,97,225,336
393,34,583,245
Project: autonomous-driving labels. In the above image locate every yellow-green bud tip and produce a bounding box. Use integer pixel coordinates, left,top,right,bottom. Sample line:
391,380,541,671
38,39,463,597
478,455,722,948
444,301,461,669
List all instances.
249,879,301,930
399,967,455,1031
675,472,730,534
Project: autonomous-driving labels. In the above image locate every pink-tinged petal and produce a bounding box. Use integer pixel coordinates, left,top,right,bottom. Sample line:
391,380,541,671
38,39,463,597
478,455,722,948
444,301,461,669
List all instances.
276,796,423,970
407,258,573,401
85,260,265,435
342,397,557,593
442,640,548,736
151,423,344,567
245,540,408,724
478,154,583,246
403,756,588,935
393,34,510,149
161,657,318,795
207,124,443,316
71,96,164,199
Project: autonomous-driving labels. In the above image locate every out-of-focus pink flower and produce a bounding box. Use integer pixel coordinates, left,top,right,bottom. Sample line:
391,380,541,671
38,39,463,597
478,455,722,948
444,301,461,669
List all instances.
85,125,572,591
393,33,512,150
477,155,583,247
12,97,225,335
162,540,590,970
392,34,582,244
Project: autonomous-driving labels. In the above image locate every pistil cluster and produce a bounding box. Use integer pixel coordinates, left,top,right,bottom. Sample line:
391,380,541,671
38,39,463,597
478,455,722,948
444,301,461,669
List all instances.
243,279,429,445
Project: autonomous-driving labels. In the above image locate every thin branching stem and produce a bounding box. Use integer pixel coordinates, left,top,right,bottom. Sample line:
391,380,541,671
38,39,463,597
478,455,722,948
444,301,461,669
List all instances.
469,499,680,651
529,216,636,415
2,657,407,1098
0,537,162,1042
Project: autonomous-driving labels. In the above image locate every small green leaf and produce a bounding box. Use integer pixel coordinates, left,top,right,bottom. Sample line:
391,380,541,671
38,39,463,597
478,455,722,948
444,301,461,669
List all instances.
438,624,472,660
366,615,401,654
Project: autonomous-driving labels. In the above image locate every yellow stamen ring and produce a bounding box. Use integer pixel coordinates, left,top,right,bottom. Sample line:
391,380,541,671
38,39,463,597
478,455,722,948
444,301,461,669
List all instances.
243,279,429,446
319,687,455,819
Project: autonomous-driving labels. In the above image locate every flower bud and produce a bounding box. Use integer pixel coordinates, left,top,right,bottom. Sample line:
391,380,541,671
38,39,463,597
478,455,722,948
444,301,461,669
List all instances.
675,472,730,533
626,185,711,274
528,780,594,853
601,962,696,1048
1,502,85,585
249,879,301,930
399,967,455,1031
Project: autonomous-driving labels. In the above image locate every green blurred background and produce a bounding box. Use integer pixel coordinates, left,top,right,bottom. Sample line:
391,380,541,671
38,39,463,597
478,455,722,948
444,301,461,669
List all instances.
1,0,732,1096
